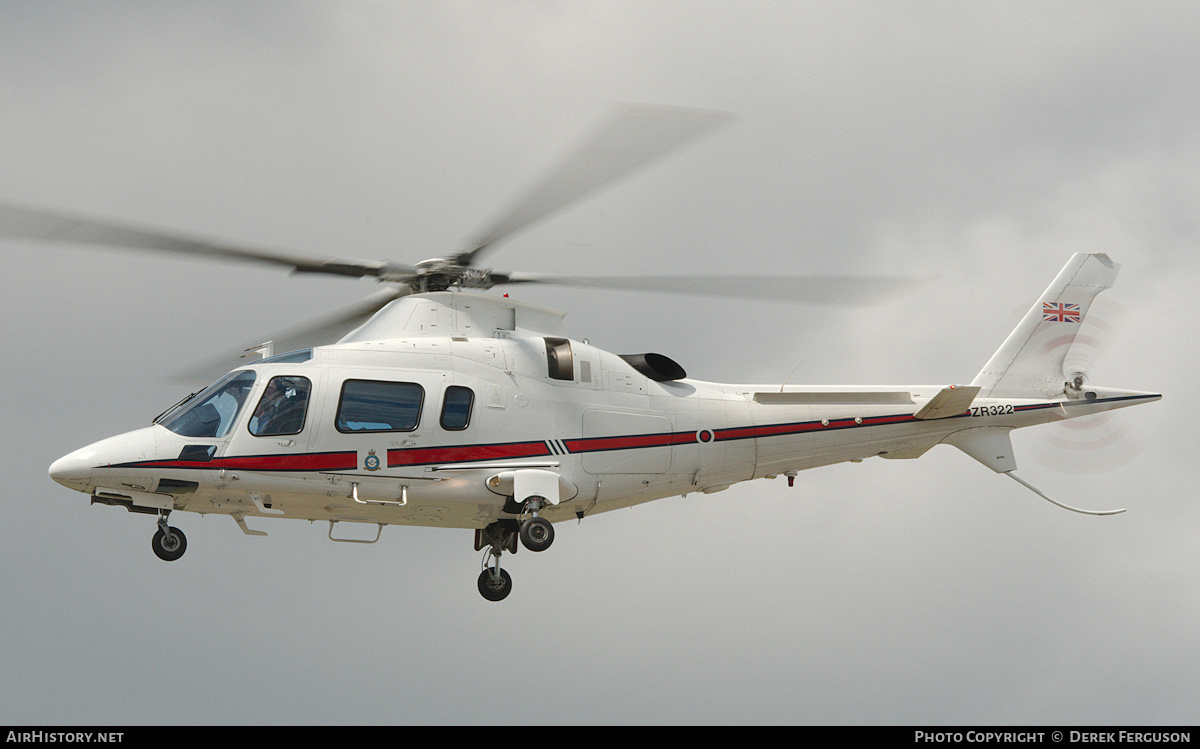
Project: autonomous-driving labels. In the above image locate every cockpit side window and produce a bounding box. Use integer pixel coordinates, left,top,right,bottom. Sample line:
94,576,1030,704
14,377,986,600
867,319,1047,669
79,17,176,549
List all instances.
336,379,424,432
249,376,311,437
159,370,257,439
544,337,574,381
440,386,474,430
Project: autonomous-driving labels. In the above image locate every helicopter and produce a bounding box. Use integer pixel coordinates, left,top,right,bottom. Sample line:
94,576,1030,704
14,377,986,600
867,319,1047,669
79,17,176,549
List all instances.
7,105,1161,601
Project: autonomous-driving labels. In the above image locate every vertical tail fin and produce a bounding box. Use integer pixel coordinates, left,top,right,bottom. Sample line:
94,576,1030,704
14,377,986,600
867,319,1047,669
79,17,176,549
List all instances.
971,253,1119,398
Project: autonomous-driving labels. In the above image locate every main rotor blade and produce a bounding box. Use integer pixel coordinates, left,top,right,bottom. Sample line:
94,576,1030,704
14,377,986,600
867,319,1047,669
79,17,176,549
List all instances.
0,203,417,280
458,104,733,266
170,286,411,385
500,272,934,306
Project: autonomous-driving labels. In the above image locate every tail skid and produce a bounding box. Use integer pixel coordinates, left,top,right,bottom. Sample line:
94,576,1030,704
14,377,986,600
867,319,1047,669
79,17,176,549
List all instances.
1005,471,1125,516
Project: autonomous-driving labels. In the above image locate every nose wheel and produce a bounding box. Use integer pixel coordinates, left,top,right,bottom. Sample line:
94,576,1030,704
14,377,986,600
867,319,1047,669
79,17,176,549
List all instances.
151,513,187,562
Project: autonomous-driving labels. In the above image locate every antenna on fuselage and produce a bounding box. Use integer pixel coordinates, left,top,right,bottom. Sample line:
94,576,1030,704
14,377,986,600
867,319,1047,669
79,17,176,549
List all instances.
779,360,803,392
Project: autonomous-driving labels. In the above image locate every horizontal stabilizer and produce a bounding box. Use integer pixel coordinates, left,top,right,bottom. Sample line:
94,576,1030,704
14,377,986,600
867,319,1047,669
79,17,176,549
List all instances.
913,385,979,420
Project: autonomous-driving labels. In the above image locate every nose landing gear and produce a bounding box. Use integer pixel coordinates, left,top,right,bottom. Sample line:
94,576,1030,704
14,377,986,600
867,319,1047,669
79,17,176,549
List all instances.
151,512,187,562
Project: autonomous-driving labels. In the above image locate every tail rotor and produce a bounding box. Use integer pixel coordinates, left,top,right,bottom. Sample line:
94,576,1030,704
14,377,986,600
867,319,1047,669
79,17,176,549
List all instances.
1029,296,1146,475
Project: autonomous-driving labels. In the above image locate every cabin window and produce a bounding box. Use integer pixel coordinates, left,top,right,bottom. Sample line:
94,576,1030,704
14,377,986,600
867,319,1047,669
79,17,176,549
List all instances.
159,370,257,439
249,376,311,437
336,379,424,433
544,337,574,381
440,386,474,430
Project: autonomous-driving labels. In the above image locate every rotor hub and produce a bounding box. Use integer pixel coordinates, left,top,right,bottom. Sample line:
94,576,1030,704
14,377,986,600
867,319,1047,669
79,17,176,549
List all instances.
400,258,498,292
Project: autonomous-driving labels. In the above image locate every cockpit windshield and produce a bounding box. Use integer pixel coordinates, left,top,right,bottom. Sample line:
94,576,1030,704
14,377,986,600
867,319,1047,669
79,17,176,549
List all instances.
157,370,257,438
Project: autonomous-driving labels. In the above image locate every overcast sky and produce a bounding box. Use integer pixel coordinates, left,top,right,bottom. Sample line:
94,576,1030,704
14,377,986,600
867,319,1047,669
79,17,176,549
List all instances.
2,1,1197,725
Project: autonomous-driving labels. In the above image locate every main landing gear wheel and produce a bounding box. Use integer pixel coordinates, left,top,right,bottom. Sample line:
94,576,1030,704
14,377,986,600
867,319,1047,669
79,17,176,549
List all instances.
519,516,554,552
477,567,513,602
151,525,187,562
476,521,518,602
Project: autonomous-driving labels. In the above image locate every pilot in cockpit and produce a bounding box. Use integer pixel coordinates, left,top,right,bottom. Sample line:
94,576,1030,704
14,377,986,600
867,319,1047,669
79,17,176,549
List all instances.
249,376,309,436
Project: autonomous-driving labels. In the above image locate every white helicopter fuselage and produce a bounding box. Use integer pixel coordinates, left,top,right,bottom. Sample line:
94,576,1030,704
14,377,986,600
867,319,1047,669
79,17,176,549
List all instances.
48,253,1160,600
50,284,1157,537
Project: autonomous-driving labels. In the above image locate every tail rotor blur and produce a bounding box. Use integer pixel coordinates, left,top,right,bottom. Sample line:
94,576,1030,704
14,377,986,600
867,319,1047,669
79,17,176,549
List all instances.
1026,296,1147,474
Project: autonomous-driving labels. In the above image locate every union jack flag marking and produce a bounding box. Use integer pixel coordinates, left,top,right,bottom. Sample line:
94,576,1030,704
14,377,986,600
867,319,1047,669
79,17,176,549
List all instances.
1042,302,1081,323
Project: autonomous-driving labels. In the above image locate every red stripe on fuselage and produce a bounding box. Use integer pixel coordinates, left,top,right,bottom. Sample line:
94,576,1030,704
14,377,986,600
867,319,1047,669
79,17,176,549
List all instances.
563,432,695,453
715,413,917,442
387,441,552,467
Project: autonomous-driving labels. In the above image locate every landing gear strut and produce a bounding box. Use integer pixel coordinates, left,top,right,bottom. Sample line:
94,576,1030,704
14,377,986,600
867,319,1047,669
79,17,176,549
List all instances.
471,498,558,601
475,521,517,602
151,512,187,562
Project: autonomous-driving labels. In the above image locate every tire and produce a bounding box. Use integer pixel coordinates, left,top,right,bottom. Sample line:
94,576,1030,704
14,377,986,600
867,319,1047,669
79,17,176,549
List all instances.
151,526,187,562
477,567,512,602
519,516,554,552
